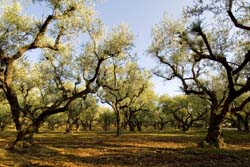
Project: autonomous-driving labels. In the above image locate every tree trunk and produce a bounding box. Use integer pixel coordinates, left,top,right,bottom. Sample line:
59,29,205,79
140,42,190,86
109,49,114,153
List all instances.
243,117,249,132
199,113,224,148
182,123,191,133
66,113,72,133
66,123,72,133
181,124,188,132
136,120,142,131
128,120,135,132
236,113,243,131
11,124,36,150
153,122,158,129
116,111,121,136
104,123,108,131
103,119,109,131
128,112,135,132
76,120,80,132
159,122,165,130
6,90,22,131
88,120,92,131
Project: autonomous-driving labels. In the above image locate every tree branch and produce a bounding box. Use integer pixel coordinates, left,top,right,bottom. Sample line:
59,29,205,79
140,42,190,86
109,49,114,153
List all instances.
233,50,250,75
231,96,250,113
227,0,250,30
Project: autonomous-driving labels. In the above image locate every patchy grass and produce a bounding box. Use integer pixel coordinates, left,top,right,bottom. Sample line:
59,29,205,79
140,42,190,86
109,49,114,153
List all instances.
0,129,250,167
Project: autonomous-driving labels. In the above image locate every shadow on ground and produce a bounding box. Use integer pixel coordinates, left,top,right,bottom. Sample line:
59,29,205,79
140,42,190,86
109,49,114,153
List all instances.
0,130,250,167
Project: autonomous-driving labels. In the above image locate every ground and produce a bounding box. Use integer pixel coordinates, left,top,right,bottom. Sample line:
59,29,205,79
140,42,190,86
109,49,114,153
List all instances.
0,129,250,167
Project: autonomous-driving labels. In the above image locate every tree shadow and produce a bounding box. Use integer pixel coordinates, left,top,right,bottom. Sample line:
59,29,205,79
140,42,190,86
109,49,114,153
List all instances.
7,145,250,167
1,130,250,166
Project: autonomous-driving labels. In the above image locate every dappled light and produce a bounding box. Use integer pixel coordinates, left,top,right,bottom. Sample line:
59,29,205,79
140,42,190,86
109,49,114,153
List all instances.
0,0,250,166
1,130,250,166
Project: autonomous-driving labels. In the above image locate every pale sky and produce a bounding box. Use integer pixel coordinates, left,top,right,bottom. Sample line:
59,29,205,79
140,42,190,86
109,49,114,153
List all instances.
95,0,193,96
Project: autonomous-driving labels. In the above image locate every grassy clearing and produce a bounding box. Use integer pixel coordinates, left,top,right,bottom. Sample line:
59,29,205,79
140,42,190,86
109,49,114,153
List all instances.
0,129,250,167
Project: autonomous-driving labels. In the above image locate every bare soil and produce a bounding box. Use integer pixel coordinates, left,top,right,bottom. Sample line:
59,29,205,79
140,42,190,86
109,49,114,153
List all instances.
0,129,250,167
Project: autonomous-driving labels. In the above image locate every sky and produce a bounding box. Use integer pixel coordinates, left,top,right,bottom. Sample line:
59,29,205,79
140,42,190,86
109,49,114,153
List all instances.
95,0,193,96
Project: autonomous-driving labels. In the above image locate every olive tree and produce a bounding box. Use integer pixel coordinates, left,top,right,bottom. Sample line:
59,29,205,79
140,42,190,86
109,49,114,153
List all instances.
98,61,150,136
227,93,250,131
97,108,116,131
149,0,250,147
159,95,208,132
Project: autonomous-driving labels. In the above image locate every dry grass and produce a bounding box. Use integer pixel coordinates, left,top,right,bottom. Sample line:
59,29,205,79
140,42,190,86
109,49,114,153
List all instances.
0,129,250,167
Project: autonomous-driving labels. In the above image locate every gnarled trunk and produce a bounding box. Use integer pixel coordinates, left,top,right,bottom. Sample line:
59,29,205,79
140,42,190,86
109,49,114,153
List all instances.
199,112,224,148
11,124,38,150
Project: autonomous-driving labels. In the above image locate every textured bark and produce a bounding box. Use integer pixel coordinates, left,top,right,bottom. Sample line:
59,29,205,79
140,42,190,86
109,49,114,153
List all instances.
11,124,38,150
5,63,22,131
199,112,224,148
116,111,121,136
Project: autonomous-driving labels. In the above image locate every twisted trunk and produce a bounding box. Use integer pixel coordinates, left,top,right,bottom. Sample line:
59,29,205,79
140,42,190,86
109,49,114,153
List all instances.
199,112,225,148
12,124,36,150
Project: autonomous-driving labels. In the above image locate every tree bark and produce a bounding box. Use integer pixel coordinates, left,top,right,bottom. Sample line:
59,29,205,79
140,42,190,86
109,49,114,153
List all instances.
199,112,224,148
11,123,39,150
135,120,142,131
181,124,188,132
235,113,244,131
116,111,121,136
128,120,135,132
88,120,92,131
76,119,80,132
66,112,73,133
128,113,136,132
243,116,249,132
6,88,22,132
